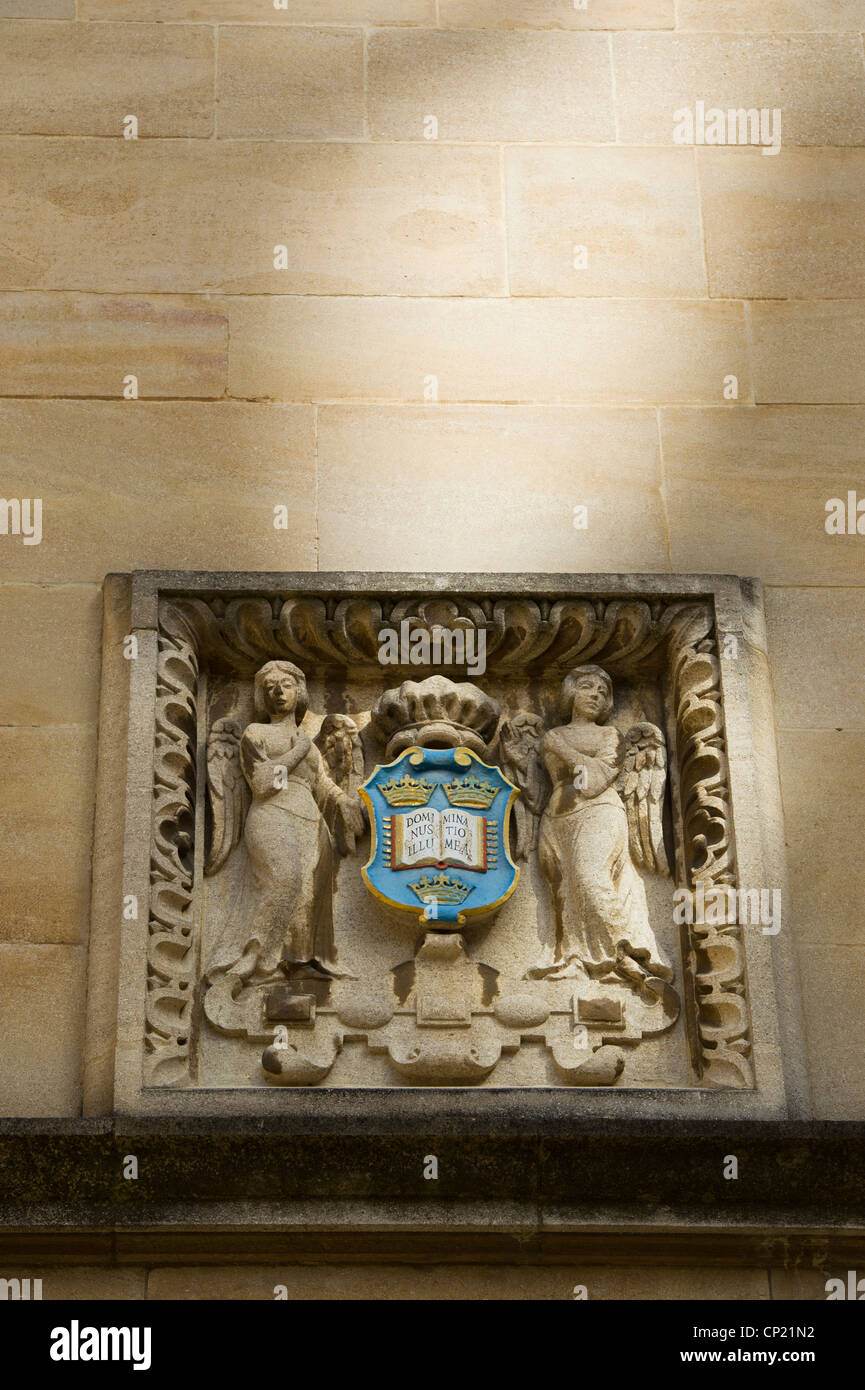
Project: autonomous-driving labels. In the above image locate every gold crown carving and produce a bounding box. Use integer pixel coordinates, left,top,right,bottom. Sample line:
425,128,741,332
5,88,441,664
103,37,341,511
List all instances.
378,772,435,807
408,872,473,907
442,773,499,809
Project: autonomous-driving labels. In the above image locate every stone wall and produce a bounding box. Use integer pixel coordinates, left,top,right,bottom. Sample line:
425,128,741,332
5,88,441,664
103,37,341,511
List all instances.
0,0,863,1298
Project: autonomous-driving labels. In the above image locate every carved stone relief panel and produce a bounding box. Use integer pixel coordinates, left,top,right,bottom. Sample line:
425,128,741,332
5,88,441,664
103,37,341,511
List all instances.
106,573,807,1117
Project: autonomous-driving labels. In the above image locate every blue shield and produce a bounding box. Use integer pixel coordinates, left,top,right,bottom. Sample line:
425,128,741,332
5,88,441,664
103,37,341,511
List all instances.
359,746,519,925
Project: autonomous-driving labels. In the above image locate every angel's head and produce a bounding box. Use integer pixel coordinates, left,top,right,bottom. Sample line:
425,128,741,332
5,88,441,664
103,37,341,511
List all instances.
561,665,614,726
254,660,309,723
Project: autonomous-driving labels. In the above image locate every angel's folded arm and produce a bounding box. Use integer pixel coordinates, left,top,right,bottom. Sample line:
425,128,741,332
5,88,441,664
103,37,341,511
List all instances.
241,729,311,799
543,727,623,795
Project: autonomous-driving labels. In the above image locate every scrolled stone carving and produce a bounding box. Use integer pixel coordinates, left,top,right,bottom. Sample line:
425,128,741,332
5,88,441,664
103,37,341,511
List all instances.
164,592,715,679
262,1031,342,1086
547,1040,626,1085
668,623,752,1087
279,596,386,669
144,604,200,1086
386,1037,503,1085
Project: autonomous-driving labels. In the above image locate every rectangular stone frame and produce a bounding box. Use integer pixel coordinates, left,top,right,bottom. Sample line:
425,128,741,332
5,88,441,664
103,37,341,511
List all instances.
84,571,810,1121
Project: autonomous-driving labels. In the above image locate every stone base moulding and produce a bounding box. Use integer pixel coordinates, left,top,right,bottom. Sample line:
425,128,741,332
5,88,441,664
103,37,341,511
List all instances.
83,572,809,1120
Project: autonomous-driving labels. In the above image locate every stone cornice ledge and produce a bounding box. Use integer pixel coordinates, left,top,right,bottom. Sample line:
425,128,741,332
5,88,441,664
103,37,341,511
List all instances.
0,1119,862,1265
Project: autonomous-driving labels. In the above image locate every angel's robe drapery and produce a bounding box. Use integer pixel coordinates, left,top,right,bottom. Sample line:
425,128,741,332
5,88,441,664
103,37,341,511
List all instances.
537,722,673,980
206,723,345,981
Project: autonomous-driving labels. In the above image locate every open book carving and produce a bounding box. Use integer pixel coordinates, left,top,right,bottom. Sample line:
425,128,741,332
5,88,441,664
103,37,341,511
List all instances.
386,807,497,873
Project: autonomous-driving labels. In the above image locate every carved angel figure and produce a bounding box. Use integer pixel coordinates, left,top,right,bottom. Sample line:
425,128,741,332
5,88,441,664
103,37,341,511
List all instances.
205,661,365,985
529,665,673,985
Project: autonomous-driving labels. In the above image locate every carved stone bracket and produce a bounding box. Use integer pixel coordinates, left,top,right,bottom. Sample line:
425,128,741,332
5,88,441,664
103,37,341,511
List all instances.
202,929,681,1089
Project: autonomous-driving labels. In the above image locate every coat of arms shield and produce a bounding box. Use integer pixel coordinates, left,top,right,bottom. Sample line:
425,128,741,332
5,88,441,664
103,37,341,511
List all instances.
359,746,519,925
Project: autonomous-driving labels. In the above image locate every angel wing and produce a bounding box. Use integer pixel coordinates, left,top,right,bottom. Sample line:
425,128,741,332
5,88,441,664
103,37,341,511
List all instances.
314,713,364,795
496,713,547,861
205,716,250,876
618,722,670,878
